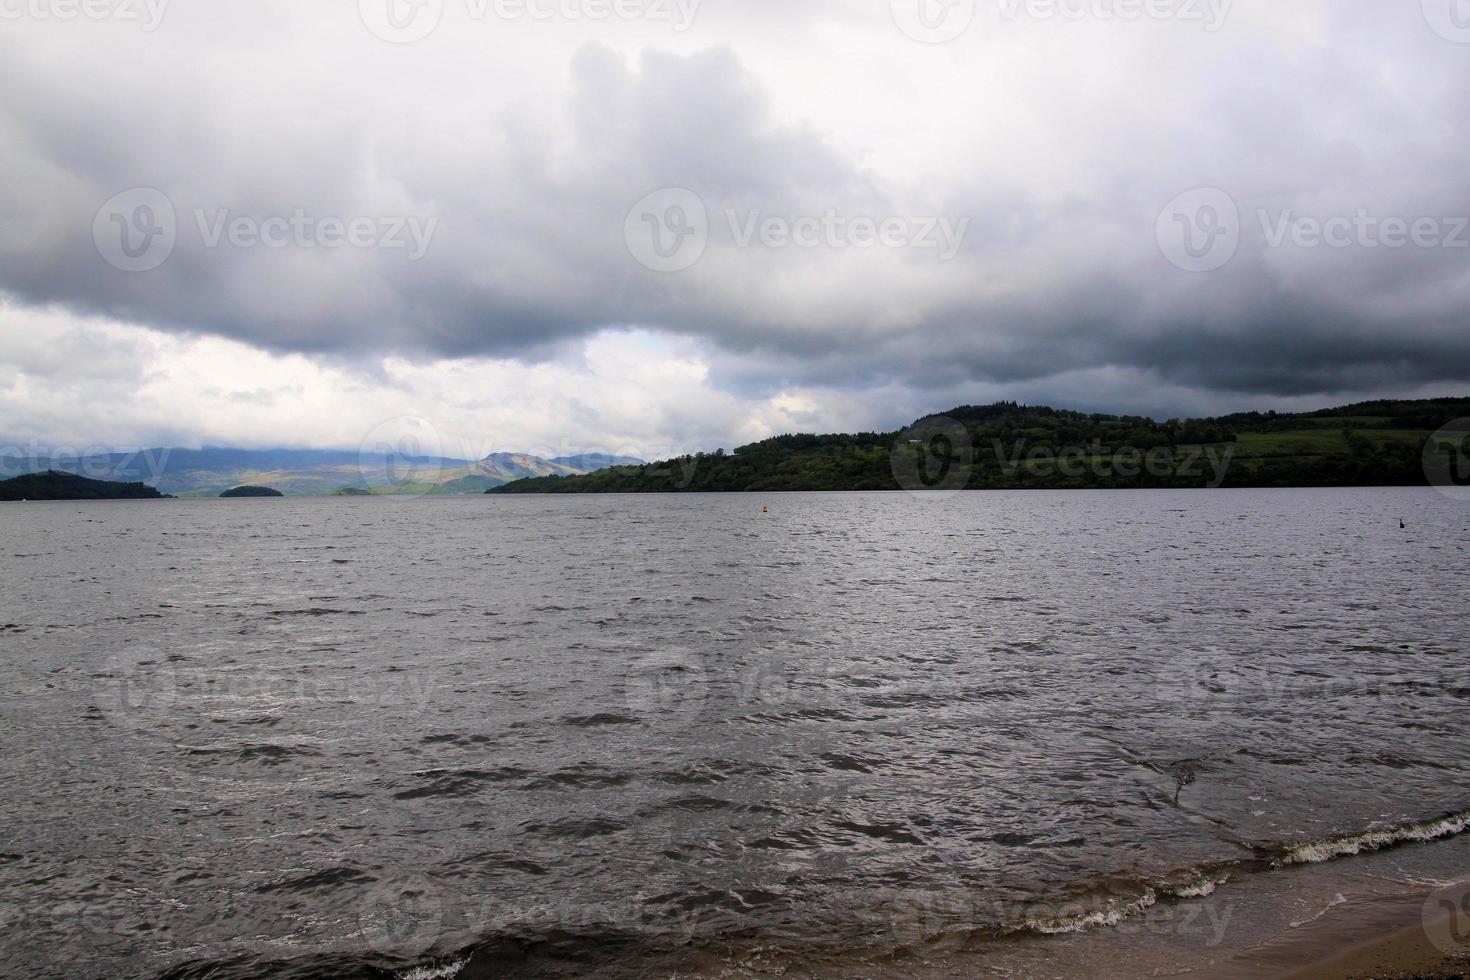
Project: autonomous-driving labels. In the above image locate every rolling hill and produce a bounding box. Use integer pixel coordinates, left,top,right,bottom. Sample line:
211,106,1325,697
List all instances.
488,398,1470,494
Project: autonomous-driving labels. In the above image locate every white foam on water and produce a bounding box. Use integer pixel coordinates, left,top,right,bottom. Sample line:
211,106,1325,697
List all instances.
396,958,467,980
1019,890,1159,935
1170,875,1228,899
1275,810,1470,866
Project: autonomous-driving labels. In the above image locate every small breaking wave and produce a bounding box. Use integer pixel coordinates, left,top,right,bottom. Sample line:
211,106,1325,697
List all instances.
1273,808,1470,866
989,808,1470,945
396,959,466,980
1017,890,1160,935
1172,875,1226,898
1005,872,1232,938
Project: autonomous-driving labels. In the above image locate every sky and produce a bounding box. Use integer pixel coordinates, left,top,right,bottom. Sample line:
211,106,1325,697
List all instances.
2,0,1469,460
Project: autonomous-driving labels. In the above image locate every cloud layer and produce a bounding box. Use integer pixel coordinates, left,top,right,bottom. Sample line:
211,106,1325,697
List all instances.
2,0,1469,450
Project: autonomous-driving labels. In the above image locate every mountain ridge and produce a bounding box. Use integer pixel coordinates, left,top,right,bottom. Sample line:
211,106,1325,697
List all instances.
0,448,644,497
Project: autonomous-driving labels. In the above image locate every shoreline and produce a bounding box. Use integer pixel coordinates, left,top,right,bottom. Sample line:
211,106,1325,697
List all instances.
1200,885,1470,979
617,831,1470,980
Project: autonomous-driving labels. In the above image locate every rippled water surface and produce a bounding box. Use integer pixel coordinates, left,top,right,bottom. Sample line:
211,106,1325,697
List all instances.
1,489,1467,978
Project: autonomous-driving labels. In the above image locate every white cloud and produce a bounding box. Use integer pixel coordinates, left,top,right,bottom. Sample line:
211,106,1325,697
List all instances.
0,299,890,457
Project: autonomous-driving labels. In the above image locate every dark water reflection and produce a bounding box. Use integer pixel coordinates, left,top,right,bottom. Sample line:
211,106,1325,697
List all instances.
0,489,1466,978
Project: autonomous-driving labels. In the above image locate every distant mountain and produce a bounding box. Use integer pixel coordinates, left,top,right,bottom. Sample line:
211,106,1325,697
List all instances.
489,398,1470,493
551,453,646,471
0,447,643,496
0,470,169,501
478,453,587,482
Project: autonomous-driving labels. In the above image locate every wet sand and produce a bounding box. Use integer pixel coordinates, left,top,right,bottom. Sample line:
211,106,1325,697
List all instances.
1201,885,1470,980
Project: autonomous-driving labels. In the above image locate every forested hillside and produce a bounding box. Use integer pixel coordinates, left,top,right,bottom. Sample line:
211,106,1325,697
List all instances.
489,399,1470,493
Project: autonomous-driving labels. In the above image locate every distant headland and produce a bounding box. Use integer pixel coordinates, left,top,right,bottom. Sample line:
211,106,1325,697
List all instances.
0,470,171,501
220,486,284,498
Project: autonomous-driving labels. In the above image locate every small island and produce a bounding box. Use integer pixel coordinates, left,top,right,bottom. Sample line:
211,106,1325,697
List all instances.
333,487,372,496
220,485,284,498
0,470,169,501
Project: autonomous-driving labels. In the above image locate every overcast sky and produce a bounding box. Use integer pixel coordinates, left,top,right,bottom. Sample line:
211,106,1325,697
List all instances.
2,0,1468,459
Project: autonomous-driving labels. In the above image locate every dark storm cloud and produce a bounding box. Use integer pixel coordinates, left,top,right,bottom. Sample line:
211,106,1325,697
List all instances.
1,1,1469,413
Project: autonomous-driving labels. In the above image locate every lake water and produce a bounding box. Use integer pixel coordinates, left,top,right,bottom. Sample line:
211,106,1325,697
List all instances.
1,489,1468,979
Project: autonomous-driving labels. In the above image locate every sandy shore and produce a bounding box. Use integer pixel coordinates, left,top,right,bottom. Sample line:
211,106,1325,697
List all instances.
1196,884,1470,980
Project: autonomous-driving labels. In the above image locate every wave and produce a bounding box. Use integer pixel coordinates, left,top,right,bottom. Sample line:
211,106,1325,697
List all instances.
152,808,1470,980
1273,808,1470,866
1017,807,1470,939
1004,871,1233,938
1007,807,1470,940
1017,890,1161,936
